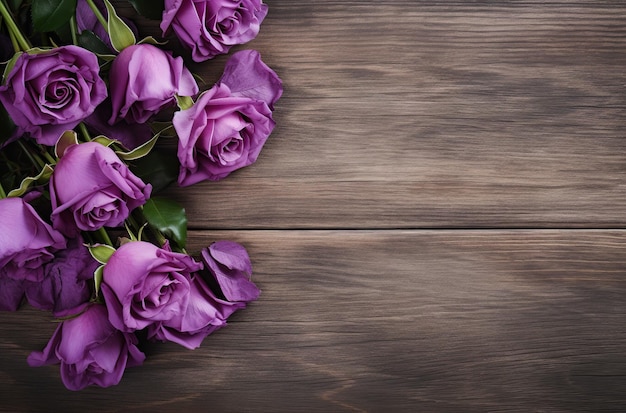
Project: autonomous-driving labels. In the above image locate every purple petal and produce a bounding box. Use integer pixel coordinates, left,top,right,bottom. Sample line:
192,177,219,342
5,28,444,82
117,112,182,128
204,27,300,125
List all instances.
84,99,153,150
27,324,63,366
209,241,252,272
202,241,260,302
0,277,25,311
218,50,283,109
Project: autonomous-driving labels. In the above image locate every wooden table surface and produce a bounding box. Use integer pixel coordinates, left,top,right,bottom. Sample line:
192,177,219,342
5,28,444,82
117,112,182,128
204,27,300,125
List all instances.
2,1,626,412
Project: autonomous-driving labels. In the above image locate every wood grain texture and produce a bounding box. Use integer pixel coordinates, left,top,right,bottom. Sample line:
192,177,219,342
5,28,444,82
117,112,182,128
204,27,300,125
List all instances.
2,231,626,412
2,1,626,412
152,0,626,229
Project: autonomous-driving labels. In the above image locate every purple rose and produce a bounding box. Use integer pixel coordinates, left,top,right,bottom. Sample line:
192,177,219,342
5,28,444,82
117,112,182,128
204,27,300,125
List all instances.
0,198,66,310
174,51,281,185
101,241,203,332
108,44,198,124
174,83,273,185
101,241,245,349
27,304,145,391
50,142,152,236
202,241,259,302
147,274,246,349
24,235,98,314
161,0,268,62
0,46,107,145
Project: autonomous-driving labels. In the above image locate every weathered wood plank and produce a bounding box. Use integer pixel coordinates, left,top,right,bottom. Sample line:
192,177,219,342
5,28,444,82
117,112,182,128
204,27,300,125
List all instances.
145,1,626,229
1,230,625,412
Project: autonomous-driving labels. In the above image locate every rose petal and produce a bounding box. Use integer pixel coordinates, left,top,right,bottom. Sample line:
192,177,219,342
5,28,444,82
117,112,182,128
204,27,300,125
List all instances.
218,50,283,109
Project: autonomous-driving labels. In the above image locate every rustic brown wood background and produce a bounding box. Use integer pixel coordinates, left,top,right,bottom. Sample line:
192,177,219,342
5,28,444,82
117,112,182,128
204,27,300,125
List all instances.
2,1,626,411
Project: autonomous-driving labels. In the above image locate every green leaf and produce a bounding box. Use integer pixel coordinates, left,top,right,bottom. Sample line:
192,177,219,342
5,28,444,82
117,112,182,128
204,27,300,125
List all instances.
77,30,113,56
24,47,53,54
31,0,77,32
2,52,22,83
93,264,104,298
7,164,54,197
115,129,161,161
127,0,164,20
103,0,135,52
92,135,116,147
55,130,78,158
88,244,116,264
130,148,179,193
137,36,167,46
175,95,194,111
142,197,187,248
124,221,141,241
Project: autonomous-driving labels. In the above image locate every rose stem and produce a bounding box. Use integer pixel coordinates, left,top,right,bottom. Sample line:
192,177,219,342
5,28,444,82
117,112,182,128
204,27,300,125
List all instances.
130,208,169,249
0,0,31,51
85,0,108,33
78,123,92,142
17,140,45,169
96,227,113,246
34,144,57,165
124,213,141,240
0,15,20,53
42,148,57,165
69,16,79,46
42,150,56,165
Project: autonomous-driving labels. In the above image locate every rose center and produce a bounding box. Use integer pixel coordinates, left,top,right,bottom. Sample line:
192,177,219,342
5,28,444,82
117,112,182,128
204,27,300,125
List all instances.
80,194,122,228
44,79,78,109
144,276,179,309
219,16,239,33
215,134,245,164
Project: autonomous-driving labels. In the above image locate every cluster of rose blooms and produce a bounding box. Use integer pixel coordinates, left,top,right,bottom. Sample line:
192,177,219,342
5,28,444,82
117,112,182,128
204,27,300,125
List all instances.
0,0,281,390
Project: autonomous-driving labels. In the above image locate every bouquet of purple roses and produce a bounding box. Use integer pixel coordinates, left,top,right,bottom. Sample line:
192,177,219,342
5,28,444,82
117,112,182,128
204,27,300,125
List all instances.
0,0,281,391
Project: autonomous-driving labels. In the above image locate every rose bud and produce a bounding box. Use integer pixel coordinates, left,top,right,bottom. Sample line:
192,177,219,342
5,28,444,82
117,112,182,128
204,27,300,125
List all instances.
161,0,268,62
50,141,152,237
0,46,107,145
108,43,198,124
27,304,145,391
